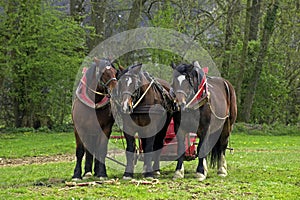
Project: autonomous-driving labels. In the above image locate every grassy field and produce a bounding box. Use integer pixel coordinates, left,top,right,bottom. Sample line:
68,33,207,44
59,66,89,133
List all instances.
0,125,299,199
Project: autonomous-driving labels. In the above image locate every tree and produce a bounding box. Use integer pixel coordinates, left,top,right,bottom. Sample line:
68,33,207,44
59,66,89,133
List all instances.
240,0,280,122
0,1,86,128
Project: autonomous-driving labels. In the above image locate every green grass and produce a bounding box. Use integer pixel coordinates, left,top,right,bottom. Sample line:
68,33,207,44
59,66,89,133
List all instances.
0,125,299,199
0,132,75,158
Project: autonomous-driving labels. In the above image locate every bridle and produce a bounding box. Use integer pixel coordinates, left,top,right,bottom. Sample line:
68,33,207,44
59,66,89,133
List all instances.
93,64,117,96
173,72,196,102
120,73,140,101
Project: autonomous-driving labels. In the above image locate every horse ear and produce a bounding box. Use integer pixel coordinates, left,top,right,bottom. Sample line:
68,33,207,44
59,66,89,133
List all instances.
118,65,125,71
132,64,142,73
193,61,201,69
170,62,176,69
94,57,100,64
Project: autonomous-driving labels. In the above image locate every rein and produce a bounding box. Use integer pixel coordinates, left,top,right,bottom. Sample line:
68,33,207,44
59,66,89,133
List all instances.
132,79,154,109
80,79,108,96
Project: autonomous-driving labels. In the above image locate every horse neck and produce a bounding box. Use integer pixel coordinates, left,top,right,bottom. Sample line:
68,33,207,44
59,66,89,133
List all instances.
138,72,157,105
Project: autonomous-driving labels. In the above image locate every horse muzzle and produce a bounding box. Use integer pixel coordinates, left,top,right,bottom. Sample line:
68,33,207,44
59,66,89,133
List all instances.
174,100,187,112
121,99,133,114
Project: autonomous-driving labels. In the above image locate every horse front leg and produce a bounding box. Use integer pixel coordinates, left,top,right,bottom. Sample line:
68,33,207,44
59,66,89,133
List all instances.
196,155,208,181
196,129,208,181
82,150,93,179
123,133,136,179
152,120,169,176
94,132,110,180
72,137,84,181
141,136,155,178
173,128,186,179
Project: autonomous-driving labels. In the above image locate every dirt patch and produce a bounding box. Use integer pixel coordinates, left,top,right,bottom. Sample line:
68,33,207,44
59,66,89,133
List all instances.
0,149,124,167
0,154,75,167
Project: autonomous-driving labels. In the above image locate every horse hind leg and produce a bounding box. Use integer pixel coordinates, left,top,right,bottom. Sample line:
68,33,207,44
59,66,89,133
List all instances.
217,120,231,177
217,153,227,177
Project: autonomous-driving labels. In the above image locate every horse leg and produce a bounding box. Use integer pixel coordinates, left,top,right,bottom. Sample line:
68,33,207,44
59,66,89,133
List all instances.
123,133,136,179
217,119,231,177
94,132,110,179
72,135,84,180
82,150,93,179
152,116,170,176
196,147,208,182
173,128,185,179
141,136,155,178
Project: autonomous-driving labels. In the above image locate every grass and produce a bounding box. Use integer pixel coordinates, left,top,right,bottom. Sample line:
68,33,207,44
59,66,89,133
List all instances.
0,124,299,199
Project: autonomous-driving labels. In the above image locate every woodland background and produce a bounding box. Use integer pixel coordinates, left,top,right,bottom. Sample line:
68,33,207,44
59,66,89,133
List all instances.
0,0,299,130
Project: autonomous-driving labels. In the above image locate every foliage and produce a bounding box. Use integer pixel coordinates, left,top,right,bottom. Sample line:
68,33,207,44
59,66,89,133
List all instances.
0,1,87,128
1,0,299,129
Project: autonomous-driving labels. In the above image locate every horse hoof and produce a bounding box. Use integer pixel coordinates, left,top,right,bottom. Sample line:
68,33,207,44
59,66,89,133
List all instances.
195,172,206,182
217,171,227,177
217,167,227,177
173,170,184,180
97,176,108,180
145,176,154,180
123,176,133,180
153,170,161,177
71,177,81,182
82,172,93,179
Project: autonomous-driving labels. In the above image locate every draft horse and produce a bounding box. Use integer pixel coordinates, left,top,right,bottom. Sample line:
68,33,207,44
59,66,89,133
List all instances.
72,58,118,180
112,64,173,179
170,61,237,181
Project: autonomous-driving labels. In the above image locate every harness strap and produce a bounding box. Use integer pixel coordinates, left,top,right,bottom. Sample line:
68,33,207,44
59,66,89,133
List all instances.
81,79,108,96
132,80,154,109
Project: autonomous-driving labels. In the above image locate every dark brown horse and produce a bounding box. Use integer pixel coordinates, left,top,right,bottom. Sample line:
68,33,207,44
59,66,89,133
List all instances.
170,61,237,181
72,58,118,180
111,64,173,179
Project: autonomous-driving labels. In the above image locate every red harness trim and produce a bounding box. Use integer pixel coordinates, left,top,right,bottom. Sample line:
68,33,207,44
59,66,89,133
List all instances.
76,67,110,109
187,67,209,109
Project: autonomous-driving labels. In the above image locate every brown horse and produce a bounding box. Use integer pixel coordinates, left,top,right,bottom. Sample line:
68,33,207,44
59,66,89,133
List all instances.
170,61,237,181
111,64,173,179
72,58,118,180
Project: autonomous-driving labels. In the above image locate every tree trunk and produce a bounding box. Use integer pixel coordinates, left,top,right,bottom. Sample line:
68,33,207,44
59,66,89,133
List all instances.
221,0,240,77
240,0,279,122
249,0,261,41
70,0,85,22
127,0,147,30
89,0,107,50
122,0,148,65
235,0,251,108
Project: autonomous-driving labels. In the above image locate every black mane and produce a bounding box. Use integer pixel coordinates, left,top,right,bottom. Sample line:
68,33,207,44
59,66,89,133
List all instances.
175,63,194,74
117,63,142,79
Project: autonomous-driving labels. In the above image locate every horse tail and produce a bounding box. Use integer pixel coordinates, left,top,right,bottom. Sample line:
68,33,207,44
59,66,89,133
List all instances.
210,79,237,168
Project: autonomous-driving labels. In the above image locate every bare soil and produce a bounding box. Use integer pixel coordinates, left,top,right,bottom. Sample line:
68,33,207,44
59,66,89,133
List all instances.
0,154,75,167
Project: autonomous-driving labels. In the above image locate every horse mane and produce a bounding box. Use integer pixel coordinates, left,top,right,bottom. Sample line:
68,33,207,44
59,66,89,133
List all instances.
175,63,194,74
84,62,97,88
117,63,142,79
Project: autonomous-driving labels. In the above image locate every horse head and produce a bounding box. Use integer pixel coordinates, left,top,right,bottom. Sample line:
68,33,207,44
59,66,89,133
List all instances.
171,61,202,111
116,63,142,114
92,57,118,95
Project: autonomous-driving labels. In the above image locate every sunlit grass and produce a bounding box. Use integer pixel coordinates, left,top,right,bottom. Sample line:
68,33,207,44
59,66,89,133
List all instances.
0,126,299,199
